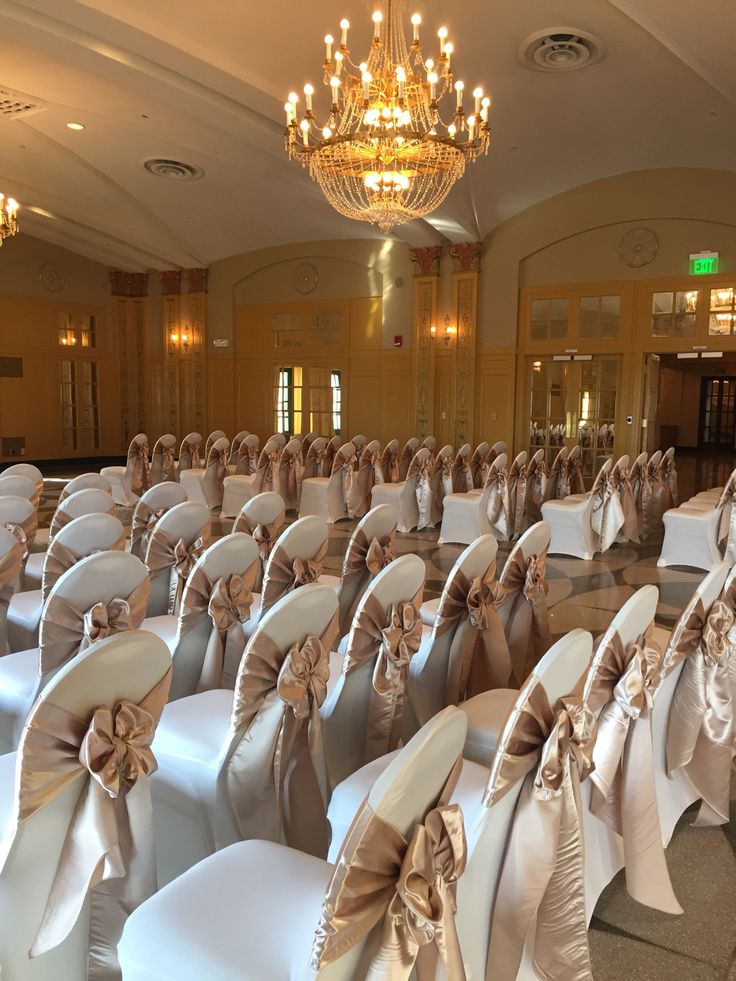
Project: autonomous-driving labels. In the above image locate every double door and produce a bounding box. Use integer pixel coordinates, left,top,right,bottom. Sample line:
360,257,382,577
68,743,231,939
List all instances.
699,377,736,449
527,356,619,482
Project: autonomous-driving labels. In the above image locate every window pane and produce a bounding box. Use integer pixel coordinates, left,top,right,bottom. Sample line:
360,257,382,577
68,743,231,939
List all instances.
530,298,568,341
709,287,736,336
651,290,696,337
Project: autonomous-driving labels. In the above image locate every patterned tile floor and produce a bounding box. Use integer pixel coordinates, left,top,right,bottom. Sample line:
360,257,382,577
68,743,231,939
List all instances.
33,453,736,979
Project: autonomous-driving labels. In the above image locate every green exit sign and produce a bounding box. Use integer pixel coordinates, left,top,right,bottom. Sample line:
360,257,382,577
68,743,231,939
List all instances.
689,251,719,275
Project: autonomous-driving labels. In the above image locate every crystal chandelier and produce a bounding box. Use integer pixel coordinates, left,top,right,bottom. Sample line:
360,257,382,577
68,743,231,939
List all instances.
0,193,19,245
284,0,491,233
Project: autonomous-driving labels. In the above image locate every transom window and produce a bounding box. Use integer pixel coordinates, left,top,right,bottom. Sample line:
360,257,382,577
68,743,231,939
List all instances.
650,290,697,337
579,295,620,339
709,287,736,336
530,298,568,340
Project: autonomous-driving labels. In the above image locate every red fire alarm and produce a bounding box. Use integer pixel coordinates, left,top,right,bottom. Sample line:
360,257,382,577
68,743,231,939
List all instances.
393,334,403,348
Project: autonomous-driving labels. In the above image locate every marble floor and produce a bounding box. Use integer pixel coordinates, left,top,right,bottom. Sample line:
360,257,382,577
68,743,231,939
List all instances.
33,456,736,980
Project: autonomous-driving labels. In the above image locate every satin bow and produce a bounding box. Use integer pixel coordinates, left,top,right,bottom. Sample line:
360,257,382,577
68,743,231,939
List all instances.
485,466,512,540
587,631,681,912
4,520,28,559
487,690,596,981
130,442,151,497
83,598,135,647
170,536,207,614
293,555,322,586
366,535,396,574
717,474,736,563
337,530,396,637
82,701,157,798
667,597,735,826
160,446,176,481
501,550,552,686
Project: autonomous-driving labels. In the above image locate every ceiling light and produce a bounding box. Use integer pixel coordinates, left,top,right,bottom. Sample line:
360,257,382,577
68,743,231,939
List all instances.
66,121,84,131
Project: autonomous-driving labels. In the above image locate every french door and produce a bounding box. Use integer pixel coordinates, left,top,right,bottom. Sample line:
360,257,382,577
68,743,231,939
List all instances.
527,356,620,482
699,377,736,449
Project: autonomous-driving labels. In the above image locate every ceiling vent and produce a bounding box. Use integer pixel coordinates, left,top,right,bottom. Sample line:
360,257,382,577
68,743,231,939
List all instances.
143,158,204,181
0,87,46,119
519,29,605,72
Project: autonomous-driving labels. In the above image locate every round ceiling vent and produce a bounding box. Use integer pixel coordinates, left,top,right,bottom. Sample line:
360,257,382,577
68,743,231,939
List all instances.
143,158,204,181
519,28,605,72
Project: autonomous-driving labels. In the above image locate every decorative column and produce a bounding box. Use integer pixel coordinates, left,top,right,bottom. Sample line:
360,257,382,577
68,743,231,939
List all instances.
183,268,207,436
160,270,182,437
110,270,148,448
409,247,441,439
450,243,482,447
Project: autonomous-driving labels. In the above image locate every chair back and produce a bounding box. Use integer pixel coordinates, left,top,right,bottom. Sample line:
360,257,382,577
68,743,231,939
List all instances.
471,442,490,489
0,495,37,549
50,488,115,542
144,501,211,616
322,553,426,789
379,438,400,483
327,443,358,519
481,453,511,538
312,707,467,978
177,432,203,472
303,432,320,455
304,437,328,479
0,526,22,652
399,437,419,481
336,503,397,633
429,444,455,525
129,482,188,558
323,435,341,477
43,512,126,602
204,430,227,460
490,440,507,460
2,462,43,501
254,436,284,494
202,437,230,507
630,451,647,478
123,433,150,496
411,534,499,724
499,520,552,684
662,562,730,674
232,433,260,475
350,434,368,458
0,630,170,980
150,434,177,485
260,515,329,615
234,491,286,534
452,443,473,493
0,474,36,502
229,431,250,466
277,437,304,511
60,473,112,501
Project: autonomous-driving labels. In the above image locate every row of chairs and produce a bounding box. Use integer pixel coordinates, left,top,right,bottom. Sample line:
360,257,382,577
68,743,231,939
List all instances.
660,464,736,571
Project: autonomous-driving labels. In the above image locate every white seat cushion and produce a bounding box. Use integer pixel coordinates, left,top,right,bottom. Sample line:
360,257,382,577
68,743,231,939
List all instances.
459,688,518,767
142,614,179,652
7,590,43,632
152,689,234,768
420,596,440,627
119,839,331,981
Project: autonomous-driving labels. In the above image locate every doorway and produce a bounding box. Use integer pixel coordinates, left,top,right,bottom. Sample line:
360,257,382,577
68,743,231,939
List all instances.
699,377,736,449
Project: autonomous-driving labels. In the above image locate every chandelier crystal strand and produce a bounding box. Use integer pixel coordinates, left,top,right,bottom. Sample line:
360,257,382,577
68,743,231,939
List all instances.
285,0,491,233
0,194,19,245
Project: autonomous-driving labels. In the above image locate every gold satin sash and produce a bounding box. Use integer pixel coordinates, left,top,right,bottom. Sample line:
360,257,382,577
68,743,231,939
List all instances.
38,580,150,683
586,630,681,912
6,669,171,975
486,687,597,981
178,562,257,692
501,549,552,687
640,462,668,541
130,500,166,559
129,442,151,498
383,448,401,484
485,465,512,540
233,509,285,592
5,511,38,557
280,450,304,510
511,463,529,538
260,539,327,616
338,528,396,636
345,593,423,763
42,534,126,604
145,522,211,615
0,540,23,654
717,473,736,563
227,615,338,857
666,596,735,826
310,758,466,980
616,467,640,544
408,457,432,531
590,469,622,553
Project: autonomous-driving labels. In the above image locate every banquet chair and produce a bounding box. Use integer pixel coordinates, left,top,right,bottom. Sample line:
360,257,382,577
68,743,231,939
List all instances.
150,433,178,484
0,496,37,561
322,435,341,477
438,452,510,545
321,553,425,791
651,561,730,842
0,474,37,504
7,512,126,653
0,527,23,654
658,469,733,571
180,436,230,510
228,430,249,468
349,433,367,459
0,550,151,754
176,432,203,474
24,487,115,589
350,438,382,519
328,630,592,981
298,441,356,524
451,442,473,493
506,450,528,530
301,431,320,455
512,446,546,536
101,432,150,505
144,501,211,617
142,532,259,701
369,446,431,533
542,457,617,560
489,439,507,463
204,430,227,461
1,463,43,508
556,442,585,498
0,629,171,981
379,437,400,482
232,491,285,589
421,434,437,455
661,445,678,508
230,432,260,475
428,442,454,526
118,705,467,981
398,436,419,481
276,437,304,512
144,582,339,888
639,449,670,540
332,503,397,638
221,434,275,517
471,440,490,489
129,481,188,559
58,471,112,502
543,444,568,502
302,436,327,480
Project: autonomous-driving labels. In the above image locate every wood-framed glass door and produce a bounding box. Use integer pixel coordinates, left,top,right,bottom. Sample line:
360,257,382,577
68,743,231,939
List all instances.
699,376,736,449
527,355,620,482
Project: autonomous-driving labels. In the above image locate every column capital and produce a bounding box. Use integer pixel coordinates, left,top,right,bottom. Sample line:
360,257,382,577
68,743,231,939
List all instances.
450,242,483,272
185,267,209,293
409,246,442,277
160,270,182,295
110,270,148,297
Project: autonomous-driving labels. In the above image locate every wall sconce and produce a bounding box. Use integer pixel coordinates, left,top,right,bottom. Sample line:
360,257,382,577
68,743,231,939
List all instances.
59,327,77,346
169,329,191,353
442,315,457,346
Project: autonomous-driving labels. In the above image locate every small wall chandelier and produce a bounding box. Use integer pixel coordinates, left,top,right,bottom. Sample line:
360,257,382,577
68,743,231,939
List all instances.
0,193,19,245
284,0,491,233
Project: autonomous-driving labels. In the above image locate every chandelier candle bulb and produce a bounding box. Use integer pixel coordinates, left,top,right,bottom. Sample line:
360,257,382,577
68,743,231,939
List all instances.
438,26,448,57
300,119,310,145
444,42,453,71
428,71,438,100
330,75,341,104
362,71,372,100
324,34,333,62
334,50,344,73
340,18,349,48
396,66,406,101
372,10,382,40
473,87,483,114
455,80,464,109
304,84,314,113
411,13,421,43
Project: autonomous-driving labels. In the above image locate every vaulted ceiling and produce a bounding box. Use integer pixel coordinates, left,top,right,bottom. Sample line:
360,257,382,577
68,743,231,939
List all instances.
0,0,734,270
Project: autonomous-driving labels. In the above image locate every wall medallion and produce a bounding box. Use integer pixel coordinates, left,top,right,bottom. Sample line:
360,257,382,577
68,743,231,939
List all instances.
618,227,658,268
39,263,65,293
293,262,319,295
